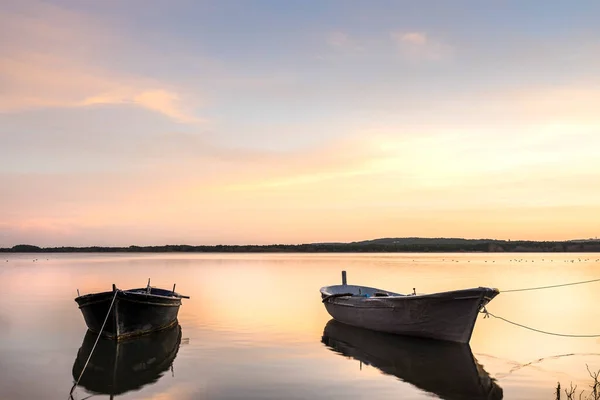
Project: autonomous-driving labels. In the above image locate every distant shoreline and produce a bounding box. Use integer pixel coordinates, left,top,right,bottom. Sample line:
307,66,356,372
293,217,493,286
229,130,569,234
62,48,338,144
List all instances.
2,238,600,253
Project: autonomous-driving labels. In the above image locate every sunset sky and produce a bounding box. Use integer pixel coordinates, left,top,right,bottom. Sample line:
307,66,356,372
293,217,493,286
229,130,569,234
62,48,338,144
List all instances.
1,0,600,246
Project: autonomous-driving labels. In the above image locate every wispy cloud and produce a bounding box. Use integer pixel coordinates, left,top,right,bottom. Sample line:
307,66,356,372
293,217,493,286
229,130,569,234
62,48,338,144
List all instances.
82,89,204,124
0,1,203,124
390,31,452,62
2,121,600,246
397,32,428,45
326,31,364,52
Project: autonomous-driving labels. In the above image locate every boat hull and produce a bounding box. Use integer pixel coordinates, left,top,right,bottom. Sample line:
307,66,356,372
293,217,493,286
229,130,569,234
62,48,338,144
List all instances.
75,289,182,340
321,286,498,343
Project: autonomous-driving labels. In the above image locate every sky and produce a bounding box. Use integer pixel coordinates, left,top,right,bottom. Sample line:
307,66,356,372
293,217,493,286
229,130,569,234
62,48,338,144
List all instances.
1,0,600,247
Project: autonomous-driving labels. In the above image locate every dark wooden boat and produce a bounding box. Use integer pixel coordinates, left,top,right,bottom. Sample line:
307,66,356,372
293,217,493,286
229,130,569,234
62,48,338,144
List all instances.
75,281,189,340
322,319,503,400
72,322,182,397
320,271,498,343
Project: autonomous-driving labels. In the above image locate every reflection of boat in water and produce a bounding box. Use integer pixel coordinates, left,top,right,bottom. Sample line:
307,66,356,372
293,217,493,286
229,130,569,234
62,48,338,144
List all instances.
72,323,182,397
321,319,503,400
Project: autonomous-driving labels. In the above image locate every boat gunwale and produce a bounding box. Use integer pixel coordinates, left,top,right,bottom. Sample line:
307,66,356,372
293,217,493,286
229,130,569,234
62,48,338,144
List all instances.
75,288,187,307
320,285,498,301
122,287,188,299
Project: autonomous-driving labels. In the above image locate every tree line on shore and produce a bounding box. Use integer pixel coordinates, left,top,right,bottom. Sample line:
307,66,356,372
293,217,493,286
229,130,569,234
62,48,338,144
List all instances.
2,238,600,253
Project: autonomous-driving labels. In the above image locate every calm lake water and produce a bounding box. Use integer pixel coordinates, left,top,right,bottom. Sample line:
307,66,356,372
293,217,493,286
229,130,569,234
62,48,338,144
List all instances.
1,253,599,399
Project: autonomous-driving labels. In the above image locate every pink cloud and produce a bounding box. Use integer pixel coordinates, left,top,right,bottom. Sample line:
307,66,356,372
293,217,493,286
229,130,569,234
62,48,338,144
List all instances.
81,89,204,124
390,31,452,61
397,32,428,45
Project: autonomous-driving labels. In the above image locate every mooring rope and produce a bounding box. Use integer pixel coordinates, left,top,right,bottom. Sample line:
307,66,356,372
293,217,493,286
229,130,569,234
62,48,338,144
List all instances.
69,290,119,399
480,307,600,338
501,277,600,293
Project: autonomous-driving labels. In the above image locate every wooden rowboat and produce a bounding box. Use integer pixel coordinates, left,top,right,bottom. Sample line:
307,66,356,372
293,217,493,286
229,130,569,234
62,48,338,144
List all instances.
75,281,189,340
320,271,498,343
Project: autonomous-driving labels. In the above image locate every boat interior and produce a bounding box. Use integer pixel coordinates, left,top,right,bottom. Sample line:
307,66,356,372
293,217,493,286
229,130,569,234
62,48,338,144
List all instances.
321,284,405,298
125,287,186,298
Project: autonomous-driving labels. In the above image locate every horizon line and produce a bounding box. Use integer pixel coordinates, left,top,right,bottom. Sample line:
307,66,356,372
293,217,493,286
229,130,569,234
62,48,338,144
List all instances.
3,236,600,249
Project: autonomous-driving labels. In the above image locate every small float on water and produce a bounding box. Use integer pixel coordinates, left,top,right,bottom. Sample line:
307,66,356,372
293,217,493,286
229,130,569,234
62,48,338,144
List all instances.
75,280,189,340
320,271,498,343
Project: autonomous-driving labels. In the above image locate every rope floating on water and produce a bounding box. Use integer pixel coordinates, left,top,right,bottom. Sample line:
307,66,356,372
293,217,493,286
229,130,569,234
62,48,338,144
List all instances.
69,289,119,399
480,307,600,338
501,277,600,293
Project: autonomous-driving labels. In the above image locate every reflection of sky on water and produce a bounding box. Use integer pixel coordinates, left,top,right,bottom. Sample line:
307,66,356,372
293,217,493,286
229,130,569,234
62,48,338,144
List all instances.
0,253,599,399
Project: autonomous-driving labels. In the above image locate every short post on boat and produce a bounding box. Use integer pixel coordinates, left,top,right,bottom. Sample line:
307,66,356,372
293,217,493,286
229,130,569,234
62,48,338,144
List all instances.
77,289,80,297
112,284,116,292
146,278,151,294
342,270,347,286
172,283,176,295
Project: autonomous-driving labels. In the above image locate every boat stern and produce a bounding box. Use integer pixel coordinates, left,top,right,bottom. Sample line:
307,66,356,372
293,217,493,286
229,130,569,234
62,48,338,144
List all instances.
75,291,118,336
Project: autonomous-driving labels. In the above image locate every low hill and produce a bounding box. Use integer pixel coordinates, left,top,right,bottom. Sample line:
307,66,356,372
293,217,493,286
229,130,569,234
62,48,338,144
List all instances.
350,237,497,246
2,238,600,252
